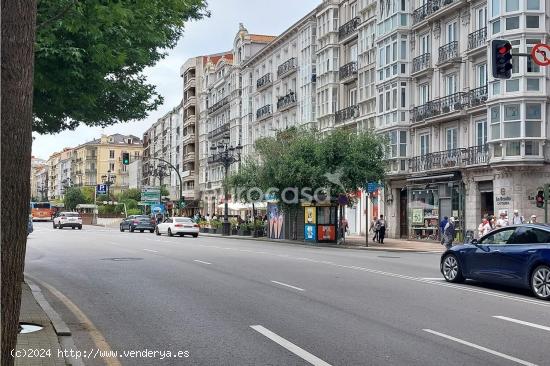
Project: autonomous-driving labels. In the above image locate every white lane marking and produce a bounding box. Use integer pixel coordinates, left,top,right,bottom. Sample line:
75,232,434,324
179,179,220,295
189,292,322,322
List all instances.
193,260,212,265
423,329,538,366
422,277,444,281
493,316,550,333
143,249,158,253
271,280,305,292
250,325,331,366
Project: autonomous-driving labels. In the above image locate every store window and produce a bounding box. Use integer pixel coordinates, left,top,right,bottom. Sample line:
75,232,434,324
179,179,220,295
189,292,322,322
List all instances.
409,187,439,240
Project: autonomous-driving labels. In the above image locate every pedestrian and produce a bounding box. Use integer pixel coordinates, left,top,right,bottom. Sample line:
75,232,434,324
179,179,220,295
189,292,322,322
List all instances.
377,215,386,244
495,212,508,228
439,216,448,244
369,219,379,242
443,217,456,249
205,213,211,222
529,214,537,224
511,209,524,225
478,218,491,238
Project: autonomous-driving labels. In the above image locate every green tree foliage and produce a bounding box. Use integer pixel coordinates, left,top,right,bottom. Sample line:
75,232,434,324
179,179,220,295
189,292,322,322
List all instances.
63,187,87,210
80,186,95,204
34,0,209,134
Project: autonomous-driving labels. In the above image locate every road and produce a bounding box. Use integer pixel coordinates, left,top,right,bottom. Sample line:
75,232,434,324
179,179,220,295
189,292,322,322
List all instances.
25,222,550,366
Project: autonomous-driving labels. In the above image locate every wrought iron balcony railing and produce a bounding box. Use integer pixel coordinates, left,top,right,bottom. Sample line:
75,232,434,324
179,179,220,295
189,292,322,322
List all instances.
468,27,487,50
412,0,457,25
412,53,431,73
277,57,297,78
256,104,272,120
207,123,229,139
438,41,459,64
467,85,488,107
339,61,358,80
339,17,360,39
277,91,297,111
409,145,489,173
412,92,467,122
207,95,229,115
335,105,359,124
256,73,272,90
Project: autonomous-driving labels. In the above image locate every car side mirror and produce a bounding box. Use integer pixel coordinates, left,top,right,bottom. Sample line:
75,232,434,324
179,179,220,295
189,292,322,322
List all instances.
470,239,478,245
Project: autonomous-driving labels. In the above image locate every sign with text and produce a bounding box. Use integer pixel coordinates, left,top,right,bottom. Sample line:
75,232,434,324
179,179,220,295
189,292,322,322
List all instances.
96,184,107,195
141,186,160,202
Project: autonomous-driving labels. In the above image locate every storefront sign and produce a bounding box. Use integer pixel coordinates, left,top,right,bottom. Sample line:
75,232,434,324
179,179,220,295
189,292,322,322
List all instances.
412,208,424,224
495,196,512,206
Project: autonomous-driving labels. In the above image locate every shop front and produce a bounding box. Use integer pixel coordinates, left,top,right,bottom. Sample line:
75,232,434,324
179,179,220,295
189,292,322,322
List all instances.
406,174,465,242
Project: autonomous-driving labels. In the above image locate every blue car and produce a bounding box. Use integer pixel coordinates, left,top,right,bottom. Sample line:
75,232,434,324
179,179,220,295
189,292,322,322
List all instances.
440,224,550,300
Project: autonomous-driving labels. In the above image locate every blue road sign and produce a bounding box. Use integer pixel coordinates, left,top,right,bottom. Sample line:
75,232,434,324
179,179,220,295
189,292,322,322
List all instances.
96,184,107,195
366,182,380,193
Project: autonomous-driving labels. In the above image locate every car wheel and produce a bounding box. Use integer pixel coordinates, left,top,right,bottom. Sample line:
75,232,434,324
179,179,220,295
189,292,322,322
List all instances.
140,230,144,233
441,254,464,283
155,227,161,236
53,222,57,229
149,229,154,233
120,225,124,232
58,225,63,229
193,234,198,238
130,227,135,232
168,228,173,237
531,265,550,300
72,227,75,230
78,226,82,230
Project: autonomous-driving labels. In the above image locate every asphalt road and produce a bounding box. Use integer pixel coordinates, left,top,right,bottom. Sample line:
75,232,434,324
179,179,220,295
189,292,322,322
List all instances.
25,222,550,366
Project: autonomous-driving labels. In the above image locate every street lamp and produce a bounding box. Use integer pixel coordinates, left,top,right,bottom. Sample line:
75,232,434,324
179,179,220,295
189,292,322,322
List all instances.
148,163,169,204
101,171,116,199
209,140,242,236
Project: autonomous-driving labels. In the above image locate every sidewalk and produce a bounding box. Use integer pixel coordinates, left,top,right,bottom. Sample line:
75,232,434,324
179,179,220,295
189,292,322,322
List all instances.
199,232,444,253
16,281,82,366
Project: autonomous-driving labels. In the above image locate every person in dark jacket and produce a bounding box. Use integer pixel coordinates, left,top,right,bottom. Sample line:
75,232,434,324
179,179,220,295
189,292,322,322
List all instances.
443,217,456,249
439,216,448,244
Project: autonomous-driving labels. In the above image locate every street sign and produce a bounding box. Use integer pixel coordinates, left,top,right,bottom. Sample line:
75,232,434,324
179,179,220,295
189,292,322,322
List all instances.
96,184,107,195
141,186,160,202
531,44,550,67
365,182,380,193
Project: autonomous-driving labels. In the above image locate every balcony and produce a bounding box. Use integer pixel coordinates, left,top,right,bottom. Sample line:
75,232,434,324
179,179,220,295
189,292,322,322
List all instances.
184,76,196,90
277,57,297,78
256,104,272,120
335,105,359,124
208,123,229,139
412,0,459,25
277,91,297,111
468,27,487,50
412,92,467,122
256,73,272,91
339,61,358,82
438,41,459,64
339,16,360,40
183,152,195,163
412,53,431,74
184,114,196,127
409,145,489,173
183,133,195,143
84,168,96,174
85,155,97,161
467,85,488,107
184,95,196,107
207,95,229,115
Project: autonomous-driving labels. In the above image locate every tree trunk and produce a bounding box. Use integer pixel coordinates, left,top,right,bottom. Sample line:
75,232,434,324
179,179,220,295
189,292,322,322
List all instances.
1,1,37,365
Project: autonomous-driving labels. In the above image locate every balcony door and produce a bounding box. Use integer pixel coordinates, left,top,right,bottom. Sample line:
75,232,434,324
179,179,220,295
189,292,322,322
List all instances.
476,6,487,30
445,74,457,96
350,43,358,63
420,133,431,156
420,33,430,55
420,83,430,104
446,127,458,151
348,88,357,107
447,21,458,43
476,63,487,87
476,119,487,146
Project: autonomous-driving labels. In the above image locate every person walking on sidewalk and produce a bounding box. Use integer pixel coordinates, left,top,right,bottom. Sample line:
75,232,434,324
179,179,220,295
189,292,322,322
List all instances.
439,216,448,244
443,217,456,249
478,218,491,238
376,215,386,244
370,219,379,242
511,209,524,225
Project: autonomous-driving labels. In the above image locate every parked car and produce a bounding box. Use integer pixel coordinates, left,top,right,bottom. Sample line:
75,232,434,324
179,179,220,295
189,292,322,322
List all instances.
120,215,156,233
155,217,199,237
27,215,33,236
53,211,83,230
440,224,550,300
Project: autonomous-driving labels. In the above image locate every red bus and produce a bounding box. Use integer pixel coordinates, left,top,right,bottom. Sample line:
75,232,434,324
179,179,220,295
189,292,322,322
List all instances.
30,202,53,221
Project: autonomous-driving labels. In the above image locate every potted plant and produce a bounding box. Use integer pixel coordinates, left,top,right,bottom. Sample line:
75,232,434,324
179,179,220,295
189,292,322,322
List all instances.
238,222,251,236
198,220,208,233
253,220,265,237
210,219,223,234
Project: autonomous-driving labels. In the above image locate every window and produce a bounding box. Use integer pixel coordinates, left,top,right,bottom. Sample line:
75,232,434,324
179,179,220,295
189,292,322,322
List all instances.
503,104,520,138
420,34,430,54
527,47,541,73
476,64,487,87
525,103,541,137
492,20,500,34
446,127,458,150
509,227,546,244
399,131,407,157
446,21,457,43
389,131,397,157
506,141,520,155
505,0,519,12
490,106,500,140
526,16,539,28
109,162,115,171
479,228,515,245
505,17,519,30
109,150,115,159
445,74,457,96
476,120,488,146
400,86,406,108
527,0,540,10
477,7,487,29
491,0,500,16
420,83,430,104
526,79,540,91
525,141,539,156
420,134,430,155
506,79,519,92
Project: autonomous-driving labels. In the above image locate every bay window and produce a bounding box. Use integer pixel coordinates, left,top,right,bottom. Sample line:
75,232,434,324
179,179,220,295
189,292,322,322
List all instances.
503,104,520,138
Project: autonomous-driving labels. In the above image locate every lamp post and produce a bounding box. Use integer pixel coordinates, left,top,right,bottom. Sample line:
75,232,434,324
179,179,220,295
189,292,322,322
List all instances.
60,177,72,198
148,163,169,214
209,140,242,236
38,183,48,201
101,171,116,199
145,157,184,215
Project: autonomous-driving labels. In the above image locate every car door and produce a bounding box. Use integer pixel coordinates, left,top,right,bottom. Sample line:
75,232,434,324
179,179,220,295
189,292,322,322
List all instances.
161,218,172,233
498,227,550,286
465,227,516,281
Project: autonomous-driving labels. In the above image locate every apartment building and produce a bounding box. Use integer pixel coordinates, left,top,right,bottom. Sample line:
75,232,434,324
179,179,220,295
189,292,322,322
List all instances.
30,156,47,200
34,165,49,201
71,134,142,196
46,148,73,200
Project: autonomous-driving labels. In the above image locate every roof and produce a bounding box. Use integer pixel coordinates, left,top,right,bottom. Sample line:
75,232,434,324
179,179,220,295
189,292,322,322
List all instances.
202,52,233,66
82,133,142,146
249,34,277,43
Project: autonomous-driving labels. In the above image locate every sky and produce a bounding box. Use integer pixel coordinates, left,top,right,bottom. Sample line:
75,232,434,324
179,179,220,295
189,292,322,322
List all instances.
32,0,320,160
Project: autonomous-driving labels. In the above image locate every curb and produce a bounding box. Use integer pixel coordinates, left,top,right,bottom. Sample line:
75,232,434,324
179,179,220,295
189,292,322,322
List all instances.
198,233,443,253
26,278,85,366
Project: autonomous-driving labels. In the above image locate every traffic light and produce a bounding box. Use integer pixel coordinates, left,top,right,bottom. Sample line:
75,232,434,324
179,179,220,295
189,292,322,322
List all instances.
536,190,544,208
122,152,130,165
492,40,513,79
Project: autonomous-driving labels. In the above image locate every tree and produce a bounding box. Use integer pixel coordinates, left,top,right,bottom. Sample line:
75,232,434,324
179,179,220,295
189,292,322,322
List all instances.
2,1,209,364
80,186,96,204
1,1,37,363
63,187,87,210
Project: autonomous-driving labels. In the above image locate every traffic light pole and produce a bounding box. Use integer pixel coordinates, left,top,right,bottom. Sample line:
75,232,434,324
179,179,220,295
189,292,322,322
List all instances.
145,157,183,213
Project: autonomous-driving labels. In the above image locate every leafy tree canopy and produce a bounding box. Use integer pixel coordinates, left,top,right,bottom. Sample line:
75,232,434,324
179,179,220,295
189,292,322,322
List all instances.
230,128,387,208
34,0,209,134
63,187,87,210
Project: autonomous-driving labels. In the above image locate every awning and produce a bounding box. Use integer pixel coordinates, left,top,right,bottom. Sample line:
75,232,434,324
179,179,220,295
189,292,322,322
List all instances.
216,202,267,211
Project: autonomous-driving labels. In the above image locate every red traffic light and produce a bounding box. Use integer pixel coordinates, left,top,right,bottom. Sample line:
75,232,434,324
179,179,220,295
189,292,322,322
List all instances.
498,45,511,54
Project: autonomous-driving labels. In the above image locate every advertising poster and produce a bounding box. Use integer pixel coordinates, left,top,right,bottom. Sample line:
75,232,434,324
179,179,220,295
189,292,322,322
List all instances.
317,225,335,241
304,206,316,224
412,208,424,224
304,224,316,241
267,203,284,239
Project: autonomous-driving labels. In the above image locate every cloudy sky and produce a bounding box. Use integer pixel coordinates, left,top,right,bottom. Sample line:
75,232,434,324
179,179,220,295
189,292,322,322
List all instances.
32,0,320,160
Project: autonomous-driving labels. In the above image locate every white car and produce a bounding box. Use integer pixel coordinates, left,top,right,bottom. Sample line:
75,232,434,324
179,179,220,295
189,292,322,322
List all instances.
53,211,83,230
155,217,199,237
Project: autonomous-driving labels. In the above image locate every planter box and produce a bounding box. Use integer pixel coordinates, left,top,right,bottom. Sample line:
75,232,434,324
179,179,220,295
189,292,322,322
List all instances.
215,227,224,235
231,228,238,235
238,229,251,236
